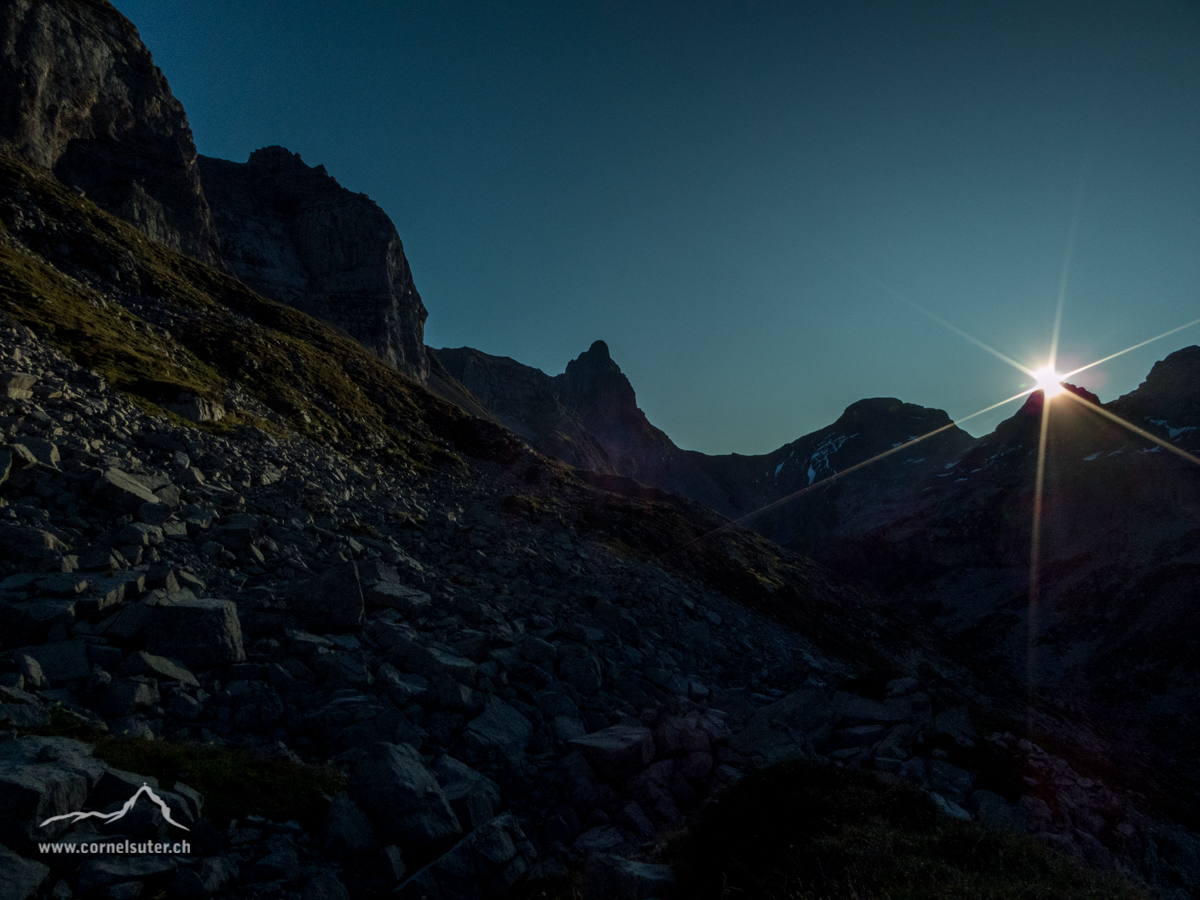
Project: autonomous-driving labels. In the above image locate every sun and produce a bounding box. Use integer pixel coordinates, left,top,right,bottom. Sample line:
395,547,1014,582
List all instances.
1033,365,1064,398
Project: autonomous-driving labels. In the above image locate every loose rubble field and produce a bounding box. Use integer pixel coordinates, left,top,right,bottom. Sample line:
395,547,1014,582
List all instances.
1,312,1188,898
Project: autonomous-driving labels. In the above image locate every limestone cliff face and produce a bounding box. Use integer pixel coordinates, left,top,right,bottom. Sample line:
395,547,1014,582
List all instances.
199,148,429,381
0,0,220,264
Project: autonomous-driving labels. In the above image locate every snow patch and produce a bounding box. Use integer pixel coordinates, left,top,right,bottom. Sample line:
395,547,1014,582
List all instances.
806,432,856,484
1147,418,1196,439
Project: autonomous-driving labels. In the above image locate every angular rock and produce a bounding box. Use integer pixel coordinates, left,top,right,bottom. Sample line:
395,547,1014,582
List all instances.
144,598,245,668
465,697,533,752
91,469,160,513
302,869,351,900
415,647,478,686
568,724,655,781
0,842,49,900
1,373,36,400
368,845,407,888
168,866,207,900
969,789,1030,833
323,792,378,856
394,812,535,900
0,526,69,562
11,438,58,469
253,848,300,884
928,759,974,805
559,654,603,695
438,676,485,717
162,394,224,424
77,856,178,893
442,779,499,835
0,736,107,850
100,679,159,717
15,640,90,684
290,562,364,634
118,650,198,687
933,706,974,745
364,582,432,615
376,664,435,708
583,852,675,900
832,692,912,725
349,742,461,848
0,704,50,729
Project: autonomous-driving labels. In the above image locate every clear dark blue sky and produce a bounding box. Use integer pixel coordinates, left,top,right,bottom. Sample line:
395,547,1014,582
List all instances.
113,0,1200,453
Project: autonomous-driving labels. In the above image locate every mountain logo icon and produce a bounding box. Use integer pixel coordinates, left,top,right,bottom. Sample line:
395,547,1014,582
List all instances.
40,783,190,831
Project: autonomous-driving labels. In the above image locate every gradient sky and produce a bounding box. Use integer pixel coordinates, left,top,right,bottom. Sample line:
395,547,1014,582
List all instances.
112,0,1200,454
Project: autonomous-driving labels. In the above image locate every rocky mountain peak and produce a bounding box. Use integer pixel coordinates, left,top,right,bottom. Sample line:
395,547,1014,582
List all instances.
0,0,221,265
833,397,955,434
556,339,638,415
199,147,429,381
1111,344,1200,427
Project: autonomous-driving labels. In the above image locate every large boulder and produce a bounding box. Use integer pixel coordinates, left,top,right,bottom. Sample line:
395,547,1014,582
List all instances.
144,598,245,668
90,469,160,514
394,812,536,900
0,842,49,900
0,0,221,263
727,688,834,761
465,698,533,752
0,525,69,563
0,736,107,851
583,853,675,900
568,724,655,781
348,743,461,849
290,563,364,634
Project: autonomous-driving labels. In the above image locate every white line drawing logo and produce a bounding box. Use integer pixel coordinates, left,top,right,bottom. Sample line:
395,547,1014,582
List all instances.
40,783,190,831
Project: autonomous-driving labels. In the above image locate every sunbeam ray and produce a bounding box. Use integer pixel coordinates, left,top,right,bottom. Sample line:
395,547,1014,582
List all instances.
1057,388,1200,467
1061,316,1200,381
1027,394,1052,702
817,243,1035,377
1049,175,1085,372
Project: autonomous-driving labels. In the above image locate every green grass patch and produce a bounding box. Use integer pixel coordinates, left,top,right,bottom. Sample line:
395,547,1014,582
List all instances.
18,708,342,829
94,738,345,830
0,154,476,469
0,242,223,403
671,758,1147,900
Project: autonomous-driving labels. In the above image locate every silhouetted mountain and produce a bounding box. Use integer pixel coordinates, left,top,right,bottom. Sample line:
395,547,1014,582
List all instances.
199,147,430,381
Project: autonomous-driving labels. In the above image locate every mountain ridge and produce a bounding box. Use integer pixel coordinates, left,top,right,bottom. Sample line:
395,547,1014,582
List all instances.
0,1,1198,896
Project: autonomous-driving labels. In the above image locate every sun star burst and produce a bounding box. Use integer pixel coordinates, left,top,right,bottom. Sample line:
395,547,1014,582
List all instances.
1034,365,1064,398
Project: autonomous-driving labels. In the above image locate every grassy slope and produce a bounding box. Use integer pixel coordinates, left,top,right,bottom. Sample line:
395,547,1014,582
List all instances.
672,759,1147,900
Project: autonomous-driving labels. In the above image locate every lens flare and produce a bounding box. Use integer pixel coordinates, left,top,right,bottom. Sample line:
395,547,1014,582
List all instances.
1034,366,1064,398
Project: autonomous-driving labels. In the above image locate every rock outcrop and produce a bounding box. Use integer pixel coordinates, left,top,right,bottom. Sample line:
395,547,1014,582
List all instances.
434,347,613,472
551,340,678,480
199,147,429,381
0,0,220,264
